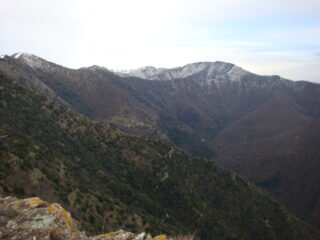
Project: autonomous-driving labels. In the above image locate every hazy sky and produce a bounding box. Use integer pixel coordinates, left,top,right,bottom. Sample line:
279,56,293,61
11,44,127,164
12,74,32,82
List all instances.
1,0,320,82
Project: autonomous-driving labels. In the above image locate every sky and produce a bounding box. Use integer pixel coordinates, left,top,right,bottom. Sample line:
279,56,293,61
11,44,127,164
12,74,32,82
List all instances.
1,0,320,82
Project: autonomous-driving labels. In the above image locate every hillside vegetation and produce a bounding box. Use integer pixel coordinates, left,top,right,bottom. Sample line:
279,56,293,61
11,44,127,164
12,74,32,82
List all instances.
1,73,319,239
1,56,320,228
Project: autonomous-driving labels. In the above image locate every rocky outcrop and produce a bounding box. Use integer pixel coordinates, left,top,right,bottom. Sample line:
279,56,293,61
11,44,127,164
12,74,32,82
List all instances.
0,196,170,240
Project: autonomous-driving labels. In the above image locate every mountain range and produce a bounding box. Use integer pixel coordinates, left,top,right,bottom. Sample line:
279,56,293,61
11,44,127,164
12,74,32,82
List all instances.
0,53,320,234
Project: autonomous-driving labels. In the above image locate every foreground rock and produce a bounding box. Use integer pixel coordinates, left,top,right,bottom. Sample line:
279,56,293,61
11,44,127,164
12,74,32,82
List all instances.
0,196,170,240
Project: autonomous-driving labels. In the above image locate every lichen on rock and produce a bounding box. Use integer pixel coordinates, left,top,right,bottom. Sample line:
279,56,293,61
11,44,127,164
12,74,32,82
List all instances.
0,196,86,240
0,196,173,240
153,235,168,240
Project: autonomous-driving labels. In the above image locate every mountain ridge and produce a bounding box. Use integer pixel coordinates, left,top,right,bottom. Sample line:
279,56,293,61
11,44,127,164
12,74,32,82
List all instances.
116,61,250,82
3,52,318,83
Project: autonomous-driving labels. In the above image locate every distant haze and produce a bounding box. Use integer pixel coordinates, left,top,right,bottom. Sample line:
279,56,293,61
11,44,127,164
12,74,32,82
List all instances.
1,0,320,82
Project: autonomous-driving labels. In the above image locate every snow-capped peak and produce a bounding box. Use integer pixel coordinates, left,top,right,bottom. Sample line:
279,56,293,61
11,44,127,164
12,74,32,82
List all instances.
12,52,34,59
12,52,22,59
178,61,235,79
116,61,250,82
118,66,166,79
11,52,49,69
83,65,109,72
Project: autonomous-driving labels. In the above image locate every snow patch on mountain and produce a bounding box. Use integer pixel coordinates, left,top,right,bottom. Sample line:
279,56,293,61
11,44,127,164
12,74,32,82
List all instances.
83,65,109,72
174,62,207,79
117,61,250,83
11,52,50,70
227,66,250,81
119,66,166,79
12,52,23,59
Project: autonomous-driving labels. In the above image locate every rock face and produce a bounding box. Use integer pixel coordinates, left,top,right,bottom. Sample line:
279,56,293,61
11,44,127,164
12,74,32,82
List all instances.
0,196,168,240
0,196,86,240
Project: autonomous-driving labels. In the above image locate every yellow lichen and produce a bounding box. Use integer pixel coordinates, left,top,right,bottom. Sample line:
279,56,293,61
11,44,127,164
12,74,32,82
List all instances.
25,197,42,207
61,208,73,226
47,203,73,226
11,197,42,208
47,203,60,212
153,234,167,240
11,201,22,207
104,231,118,237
